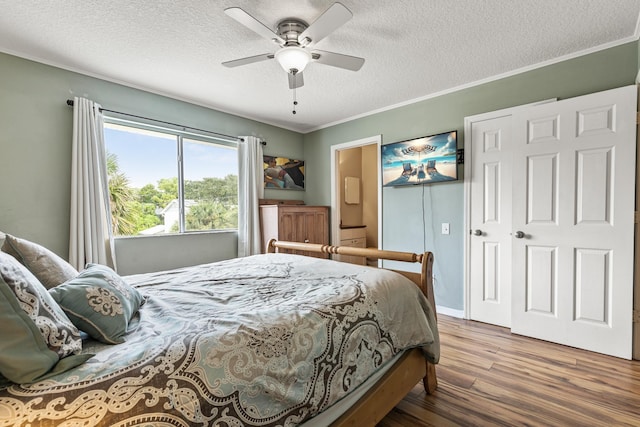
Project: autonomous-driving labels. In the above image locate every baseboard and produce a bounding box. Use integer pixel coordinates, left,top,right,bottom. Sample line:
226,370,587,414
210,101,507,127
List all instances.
436,305,464,318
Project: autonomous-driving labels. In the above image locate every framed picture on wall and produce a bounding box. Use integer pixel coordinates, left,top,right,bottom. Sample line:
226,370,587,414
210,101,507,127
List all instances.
263,155,305,190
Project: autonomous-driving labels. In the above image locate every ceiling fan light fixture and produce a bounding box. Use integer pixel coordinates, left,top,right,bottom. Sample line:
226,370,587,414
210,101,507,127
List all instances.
275,46,312,73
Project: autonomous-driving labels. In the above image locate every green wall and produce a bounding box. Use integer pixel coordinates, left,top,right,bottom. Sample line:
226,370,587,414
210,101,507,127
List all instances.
0,52,304,273
1,41,637,301
303,41,639,311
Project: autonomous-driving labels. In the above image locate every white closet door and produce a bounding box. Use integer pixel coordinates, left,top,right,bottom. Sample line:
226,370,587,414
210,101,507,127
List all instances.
468,115,513,327
511,85,636,359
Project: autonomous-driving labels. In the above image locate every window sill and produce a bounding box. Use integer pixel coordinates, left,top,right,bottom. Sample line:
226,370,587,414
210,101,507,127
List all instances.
113,229,237,240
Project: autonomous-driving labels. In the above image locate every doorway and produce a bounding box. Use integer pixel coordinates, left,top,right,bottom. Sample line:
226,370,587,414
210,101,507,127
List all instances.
330,135,382,262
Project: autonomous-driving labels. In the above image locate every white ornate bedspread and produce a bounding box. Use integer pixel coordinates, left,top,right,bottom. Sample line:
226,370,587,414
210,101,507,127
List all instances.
0,253,439,427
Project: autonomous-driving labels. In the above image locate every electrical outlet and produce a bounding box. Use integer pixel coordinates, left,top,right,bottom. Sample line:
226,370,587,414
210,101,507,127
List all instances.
441,223,450,235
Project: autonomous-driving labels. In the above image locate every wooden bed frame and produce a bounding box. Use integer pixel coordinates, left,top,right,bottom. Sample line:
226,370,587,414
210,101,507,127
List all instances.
266,239,438,426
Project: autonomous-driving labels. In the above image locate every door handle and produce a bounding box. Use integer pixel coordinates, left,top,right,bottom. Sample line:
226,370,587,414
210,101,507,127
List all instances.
473,229,482,236
514,231,525,239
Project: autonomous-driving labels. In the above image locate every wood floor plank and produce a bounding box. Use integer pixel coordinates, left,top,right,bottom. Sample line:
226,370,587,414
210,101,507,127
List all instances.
377,315,640,427
434,365,476,389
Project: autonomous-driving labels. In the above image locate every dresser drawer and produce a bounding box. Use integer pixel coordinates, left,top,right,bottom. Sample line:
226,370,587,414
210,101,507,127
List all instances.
340,237,366,248
339,227,366,240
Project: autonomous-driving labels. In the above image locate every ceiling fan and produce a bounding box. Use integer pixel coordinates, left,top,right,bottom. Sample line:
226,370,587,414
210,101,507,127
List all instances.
222,2,365,90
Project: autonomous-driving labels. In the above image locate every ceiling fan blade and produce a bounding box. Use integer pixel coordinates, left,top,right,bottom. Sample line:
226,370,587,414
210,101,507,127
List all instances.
288,72,304,89
312,50,364,71
222,53,274,68
298,2,352,45
224,7,285,44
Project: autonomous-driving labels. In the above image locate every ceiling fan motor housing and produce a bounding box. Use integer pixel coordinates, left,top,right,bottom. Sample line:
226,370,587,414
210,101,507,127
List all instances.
276,19,310,46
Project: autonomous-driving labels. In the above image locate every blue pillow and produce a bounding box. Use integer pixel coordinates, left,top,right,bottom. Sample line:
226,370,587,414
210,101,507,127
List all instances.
49,264,144,344
0,252,90,384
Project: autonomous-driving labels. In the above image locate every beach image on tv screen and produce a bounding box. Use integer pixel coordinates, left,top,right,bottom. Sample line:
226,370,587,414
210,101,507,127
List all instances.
381,131,457,187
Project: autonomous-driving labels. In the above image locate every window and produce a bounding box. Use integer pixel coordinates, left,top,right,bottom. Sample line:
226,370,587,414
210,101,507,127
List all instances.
103,121,238,236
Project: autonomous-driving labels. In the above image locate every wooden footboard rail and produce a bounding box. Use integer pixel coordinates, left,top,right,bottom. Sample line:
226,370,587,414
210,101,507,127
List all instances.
266,239,438,398
267,239,423,262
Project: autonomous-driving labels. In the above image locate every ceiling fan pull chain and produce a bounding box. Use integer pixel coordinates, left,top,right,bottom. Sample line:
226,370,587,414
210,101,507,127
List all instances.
292,86,298,115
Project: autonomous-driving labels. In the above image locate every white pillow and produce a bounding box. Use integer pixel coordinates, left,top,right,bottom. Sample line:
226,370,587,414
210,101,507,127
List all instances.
1,234,78,289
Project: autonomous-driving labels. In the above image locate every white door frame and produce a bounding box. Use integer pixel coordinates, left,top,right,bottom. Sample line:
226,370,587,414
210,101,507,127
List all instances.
463,100,555,319
330,135,382,258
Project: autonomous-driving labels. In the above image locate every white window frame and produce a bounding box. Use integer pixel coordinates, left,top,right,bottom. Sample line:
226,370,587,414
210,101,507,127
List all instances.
103,116,239,235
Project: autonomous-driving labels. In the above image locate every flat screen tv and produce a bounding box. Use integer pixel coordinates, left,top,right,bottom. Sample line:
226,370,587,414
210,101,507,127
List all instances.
381,130,458,187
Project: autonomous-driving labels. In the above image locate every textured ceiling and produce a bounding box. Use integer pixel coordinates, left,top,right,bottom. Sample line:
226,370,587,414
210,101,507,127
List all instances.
1,1,639,133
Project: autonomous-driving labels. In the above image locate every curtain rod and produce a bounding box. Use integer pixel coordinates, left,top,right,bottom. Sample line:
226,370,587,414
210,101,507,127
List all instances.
66,99,267,145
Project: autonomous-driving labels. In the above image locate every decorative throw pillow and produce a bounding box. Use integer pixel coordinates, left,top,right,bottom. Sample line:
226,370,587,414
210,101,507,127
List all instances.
0,252,83,358
2,234,78,289
49,263,144,344
0,276,92,384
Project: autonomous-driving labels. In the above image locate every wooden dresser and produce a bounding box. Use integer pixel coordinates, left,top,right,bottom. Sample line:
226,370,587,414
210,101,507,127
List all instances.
259,205,329,258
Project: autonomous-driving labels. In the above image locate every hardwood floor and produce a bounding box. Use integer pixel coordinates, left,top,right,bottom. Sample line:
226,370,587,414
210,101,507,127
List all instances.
379,315,640,426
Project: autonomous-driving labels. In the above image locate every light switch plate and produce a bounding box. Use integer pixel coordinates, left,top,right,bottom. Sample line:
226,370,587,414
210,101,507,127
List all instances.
441,223,450,235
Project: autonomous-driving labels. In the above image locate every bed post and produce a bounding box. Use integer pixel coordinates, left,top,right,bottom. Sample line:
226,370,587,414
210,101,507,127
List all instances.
421,251,438,394
266,238,277,253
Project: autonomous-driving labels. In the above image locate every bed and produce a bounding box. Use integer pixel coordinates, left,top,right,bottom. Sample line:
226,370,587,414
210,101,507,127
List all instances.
0,238,439,427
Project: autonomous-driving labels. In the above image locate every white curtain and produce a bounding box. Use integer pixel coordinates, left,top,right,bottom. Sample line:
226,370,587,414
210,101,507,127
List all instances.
69,97,116,270
237,136,264,257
